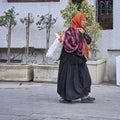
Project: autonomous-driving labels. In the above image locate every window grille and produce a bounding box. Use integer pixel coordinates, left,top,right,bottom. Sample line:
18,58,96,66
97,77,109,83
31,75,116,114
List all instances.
97,0,113,29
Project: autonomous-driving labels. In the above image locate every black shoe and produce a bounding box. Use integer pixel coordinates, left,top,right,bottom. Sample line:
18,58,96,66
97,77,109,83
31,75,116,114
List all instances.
59,98,72,103
81,96,96,103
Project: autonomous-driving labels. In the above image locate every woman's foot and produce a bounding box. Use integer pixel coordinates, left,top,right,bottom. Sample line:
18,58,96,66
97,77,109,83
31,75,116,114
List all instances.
80,96,96,103
59,98,72,103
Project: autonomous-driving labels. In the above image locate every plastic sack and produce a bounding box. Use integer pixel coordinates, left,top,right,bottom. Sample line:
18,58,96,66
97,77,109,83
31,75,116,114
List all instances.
46,32,64,60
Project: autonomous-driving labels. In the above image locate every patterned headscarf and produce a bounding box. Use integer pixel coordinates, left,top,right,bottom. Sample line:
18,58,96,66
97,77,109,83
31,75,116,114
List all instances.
71,13,86,30
64,14,89,58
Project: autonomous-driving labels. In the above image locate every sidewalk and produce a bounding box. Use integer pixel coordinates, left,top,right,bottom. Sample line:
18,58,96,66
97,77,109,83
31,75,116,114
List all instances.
0,82,120,120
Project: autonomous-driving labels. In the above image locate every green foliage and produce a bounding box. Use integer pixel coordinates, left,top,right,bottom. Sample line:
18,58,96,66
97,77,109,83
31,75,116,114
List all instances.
36,13,57,64
0,6,19,29
87,22,102,57
20,13,34,26
36,13,57,30
79,0,95,27
79,0,102,57
0,6,19,64
20,13,34,64
60,0,102,58
60,0,79,27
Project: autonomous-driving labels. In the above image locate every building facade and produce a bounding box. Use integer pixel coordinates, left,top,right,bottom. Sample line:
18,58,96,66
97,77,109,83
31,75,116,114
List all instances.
0,0,120,82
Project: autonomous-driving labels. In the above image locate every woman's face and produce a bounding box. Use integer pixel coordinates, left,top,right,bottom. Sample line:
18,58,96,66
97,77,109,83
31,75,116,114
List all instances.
81,19,87,28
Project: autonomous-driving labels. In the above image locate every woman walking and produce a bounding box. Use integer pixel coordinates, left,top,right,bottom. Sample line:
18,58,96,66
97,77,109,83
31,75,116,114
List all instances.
57,13,95,103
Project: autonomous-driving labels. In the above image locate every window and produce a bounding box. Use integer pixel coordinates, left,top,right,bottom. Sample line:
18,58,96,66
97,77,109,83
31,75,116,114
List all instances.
97,0,113,29
8,0,59,2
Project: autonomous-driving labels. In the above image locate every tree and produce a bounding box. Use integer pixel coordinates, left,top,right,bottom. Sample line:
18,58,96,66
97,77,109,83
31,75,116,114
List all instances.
20,13,34,64
0,7,19,64
60,0,79,27
36,13,57,64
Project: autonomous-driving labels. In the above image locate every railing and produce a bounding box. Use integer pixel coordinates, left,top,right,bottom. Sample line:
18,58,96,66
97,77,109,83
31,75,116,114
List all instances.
0,47,46,64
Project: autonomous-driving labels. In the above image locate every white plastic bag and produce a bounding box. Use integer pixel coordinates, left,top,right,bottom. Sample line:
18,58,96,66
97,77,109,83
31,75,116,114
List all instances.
46,32,64,60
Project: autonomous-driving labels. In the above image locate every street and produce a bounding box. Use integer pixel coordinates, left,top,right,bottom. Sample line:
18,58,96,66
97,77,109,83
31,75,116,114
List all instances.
0,82,120,120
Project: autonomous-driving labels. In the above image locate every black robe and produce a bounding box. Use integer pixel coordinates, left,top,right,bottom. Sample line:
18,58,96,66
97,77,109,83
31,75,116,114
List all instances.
57,48,91,100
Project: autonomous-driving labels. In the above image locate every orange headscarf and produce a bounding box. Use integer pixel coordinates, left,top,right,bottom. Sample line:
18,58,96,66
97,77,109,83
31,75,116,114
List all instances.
71,13,89,58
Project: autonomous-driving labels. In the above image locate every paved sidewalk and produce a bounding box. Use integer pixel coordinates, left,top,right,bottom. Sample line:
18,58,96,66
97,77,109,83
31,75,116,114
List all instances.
0,82,120,120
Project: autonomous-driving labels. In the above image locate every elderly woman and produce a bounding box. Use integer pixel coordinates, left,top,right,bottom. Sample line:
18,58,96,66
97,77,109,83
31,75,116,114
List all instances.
57,13,95,103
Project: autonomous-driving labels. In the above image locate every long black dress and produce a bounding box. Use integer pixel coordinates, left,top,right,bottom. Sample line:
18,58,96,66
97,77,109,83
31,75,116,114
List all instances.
57,37,92,101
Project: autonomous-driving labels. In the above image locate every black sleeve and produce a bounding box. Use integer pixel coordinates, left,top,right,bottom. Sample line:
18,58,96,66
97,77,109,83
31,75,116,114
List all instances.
83,32,92,45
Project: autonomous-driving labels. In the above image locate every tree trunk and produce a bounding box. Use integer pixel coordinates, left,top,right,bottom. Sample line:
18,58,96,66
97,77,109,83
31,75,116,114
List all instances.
7,27,11,64
25,13,30,64
46,14,52,50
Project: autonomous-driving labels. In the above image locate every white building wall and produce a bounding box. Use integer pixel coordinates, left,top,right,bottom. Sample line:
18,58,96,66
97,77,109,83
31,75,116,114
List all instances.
0,0,67,48
97,0,120,56
0,0,120,82
97,0,120,81
113,0,120,48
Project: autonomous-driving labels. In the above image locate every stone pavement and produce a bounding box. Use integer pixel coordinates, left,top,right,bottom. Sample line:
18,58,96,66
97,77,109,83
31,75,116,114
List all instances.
0,82,120,120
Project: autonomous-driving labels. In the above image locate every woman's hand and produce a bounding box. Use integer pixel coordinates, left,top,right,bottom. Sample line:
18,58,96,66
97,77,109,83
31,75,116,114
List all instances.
78,27,85,34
